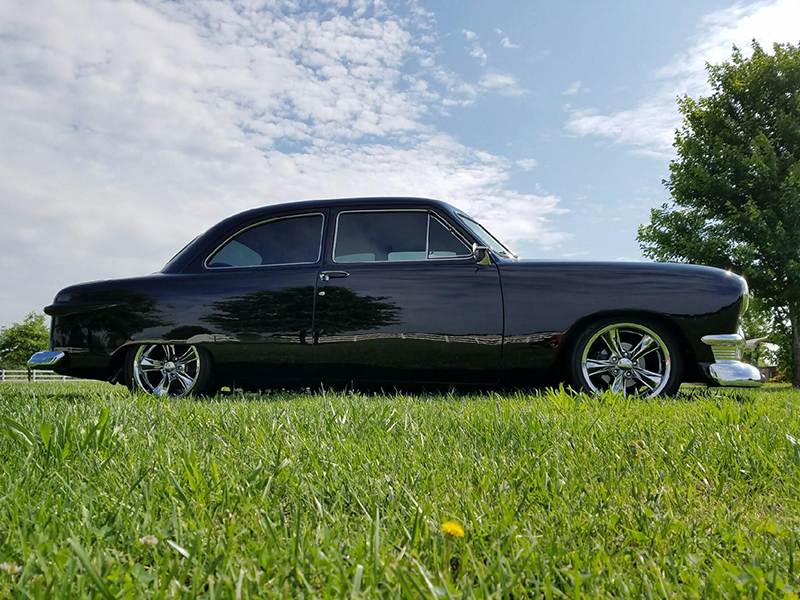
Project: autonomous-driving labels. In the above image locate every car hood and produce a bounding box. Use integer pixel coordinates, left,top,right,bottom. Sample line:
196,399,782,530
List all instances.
496,258,749,310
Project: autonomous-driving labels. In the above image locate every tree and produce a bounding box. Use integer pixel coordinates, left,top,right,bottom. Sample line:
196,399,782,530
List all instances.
0,312,50,369
638,41,800,386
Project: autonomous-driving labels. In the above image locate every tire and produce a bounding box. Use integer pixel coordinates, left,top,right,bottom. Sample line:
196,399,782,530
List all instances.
567,316,683,397
124,344,216,397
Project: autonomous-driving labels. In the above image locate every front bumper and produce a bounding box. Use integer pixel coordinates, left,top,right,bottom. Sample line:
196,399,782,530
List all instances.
701,334,764,387
27,351,66,369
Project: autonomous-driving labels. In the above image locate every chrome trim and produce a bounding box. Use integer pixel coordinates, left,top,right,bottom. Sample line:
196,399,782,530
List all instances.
745,336,769,352
472,243,491,266
701,333,764,387
456,212,518,259
319,270,350,281
428,214,472,259
707,362,764,387
204,212,325,270
332,209,475,264
27,351,66,369
701,334,744,362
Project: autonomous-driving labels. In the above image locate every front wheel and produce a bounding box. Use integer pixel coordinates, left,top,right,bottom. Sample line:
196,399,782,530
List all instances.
125,344,215,397
567,318,682,397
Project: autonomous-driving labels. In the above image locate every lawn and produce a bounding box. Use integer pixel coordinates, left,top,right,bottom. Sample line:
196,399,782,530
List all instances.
1,382,800,599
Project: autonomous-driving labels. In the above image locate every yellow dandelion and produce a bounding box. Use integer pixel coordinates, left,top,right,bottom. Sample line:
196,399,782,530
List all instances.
441,521,465,538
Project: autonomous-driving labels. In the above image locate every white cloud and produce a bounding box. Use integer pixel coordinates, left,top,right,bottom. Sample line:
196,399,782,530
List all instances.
565,0,800,158
461,28,487,65
479,72,527,97
493,28,520,49
469,44,488,65
562,80,583,95
516,158,538,171
0,0,563,324
500,37,521,49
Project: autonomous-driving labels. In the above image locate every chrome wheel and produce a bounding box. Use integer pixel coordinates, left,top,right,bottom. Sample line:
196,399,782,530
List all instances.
132,344,200,397
580,323,671,397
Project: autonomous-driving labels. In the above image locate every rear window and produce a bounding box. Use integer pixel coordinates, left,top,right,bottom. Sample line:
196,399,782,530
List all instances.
207,214,323,268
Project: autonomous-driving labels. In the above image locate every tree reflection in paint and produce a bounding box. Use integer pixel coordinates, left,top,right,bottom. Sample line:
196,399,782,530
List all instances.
52,290,170,350
202,286,400,343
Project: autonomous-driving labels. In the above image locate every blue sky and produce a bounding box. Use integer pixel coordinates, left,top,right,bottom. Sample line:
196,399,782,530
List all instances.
0,0,798,326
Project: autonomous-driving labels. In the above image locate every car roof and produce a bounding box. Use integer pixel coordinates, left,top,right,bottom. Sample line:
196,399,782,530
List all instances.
244,196,460,215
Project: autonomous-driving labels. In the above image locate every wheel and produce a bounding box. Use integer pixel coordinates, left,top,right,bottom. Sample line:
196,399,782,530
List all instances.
567,317,682,397
125,344,215,397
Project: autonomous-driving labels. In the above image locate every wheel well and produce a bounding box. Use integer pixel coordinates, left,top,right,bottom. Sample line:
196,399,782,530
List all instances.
107,345,133,384
555,311,701,382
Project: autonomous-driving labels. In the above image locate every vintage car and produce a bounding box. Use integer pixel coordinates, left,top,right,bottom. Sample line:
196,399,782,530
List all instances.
29,197,763,396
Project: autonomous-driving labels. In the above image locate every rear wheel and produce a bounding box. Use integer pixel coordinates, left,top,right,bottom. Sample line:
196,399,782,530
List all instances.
125,344,215,397
568,318,682,397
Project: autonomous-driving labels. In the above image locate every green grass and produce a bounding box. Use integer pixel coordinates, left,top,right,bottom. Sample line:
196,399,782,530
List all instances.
2,383,800,598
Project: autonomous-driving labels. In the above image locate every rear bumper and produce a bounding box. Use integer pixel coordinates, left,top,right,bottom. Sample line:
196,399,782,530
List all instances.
701,334,764,387
27,351,66,370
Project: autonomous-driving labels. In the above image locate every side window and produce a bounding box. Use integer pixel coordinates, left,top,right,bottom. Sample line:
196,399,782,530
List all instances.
428,216,471,258
335,212,427,262
207,214,323,268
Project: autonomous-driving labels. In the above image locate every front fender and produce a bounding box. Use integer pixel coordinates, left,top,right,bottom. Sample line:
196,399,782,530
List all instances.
497,260,746,377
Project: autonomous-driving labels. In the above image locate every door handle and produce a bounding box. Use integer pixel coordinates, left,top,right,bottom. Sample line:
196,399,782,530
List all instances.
319,270,349,281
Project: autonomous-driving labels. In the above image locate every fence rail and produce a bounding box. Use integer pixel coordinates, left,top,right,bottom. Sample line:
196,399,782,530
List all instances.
0,369,77,382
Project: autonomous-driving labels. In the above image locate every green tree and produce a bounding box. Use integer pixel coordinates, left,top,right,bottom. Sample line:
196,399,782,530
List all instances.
0,312,49,369
638,41,800,386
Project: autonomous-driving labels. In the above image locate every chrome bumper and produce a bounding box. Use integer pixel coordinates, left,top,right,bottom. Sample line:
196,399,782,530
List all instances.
701,334,764,387
27,351,66,369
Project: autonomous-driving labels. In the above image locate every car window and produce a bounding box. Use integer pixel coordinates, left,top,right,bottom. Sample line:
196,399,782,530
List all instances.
207,214,323,268
334,212,427,262
428,216,470,258
334,211,473,263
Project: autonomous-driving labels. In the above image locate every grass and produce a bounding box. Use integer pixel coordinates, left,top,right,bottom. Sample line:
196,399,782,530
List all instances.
1,382,800,598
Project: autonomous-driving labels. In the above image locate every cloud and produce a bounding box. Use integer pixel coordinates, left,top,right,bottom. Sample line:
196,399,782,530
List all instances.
479,72,527,96
516,159,538,171
469,45,488,65
500,37,521,49
0,0,563,324
564,0,800,158
491,28,521,49
562,80,583,95
461,29,487,65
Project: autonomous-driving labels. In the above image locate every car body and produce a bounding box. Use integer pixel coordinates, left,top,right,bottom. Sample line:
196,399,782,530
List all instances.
29,197,764,395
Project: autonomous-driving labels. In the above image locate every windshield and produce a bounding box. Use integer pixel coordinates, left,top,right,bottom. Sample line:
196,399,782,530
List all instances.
458,214,518,259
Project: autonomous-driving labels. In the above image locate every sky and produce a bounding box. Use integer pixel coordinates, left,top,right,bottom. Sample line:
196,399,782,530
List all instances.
1,0,799,327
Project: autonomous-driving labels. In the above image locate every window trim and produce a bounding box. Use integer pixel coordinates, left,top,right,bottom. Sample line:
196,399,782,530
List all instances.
427,213,473,260
455,212,518,259
332,209,474,264
203,212,325,270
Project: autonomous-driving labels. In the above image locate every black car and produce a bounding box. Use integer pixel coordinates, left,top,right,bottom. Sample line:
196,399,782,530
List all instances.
29,197,763,396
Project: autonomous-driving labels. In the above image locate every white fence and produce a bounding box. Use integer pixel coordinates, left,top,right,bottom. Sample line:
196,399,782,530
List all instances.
0,369,77,382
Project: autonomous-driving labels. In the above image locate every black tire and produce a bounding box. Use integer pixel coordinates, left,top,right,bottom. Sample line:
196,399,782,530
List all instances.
124,344,216,397
567,316,683,397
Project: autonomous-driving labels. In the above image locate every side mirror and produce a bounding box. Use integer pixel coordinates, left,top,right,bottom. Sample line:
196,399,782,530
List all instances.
472,243,491,266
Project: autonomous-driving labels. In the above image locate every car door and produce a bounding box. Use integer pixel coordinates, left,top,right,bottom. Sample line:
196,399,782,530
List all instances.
198,211,325,386
313,208,503,384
